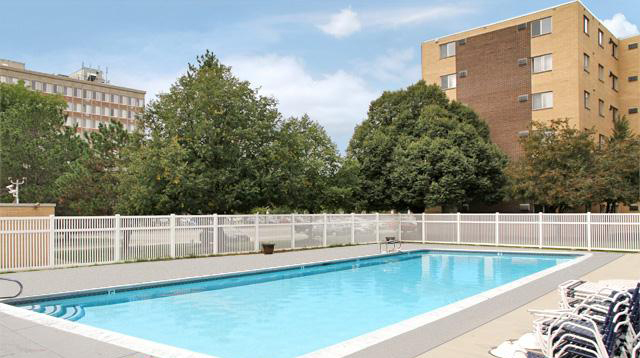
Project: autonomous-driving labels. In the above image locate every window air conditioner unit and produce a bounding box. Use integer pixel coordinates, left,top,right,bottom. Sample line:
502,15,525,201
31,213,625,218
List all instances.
517,130,530,137
517,58,528,66
458,70,468,78
518,94,529,102
517,23,527,31
457,39,466,46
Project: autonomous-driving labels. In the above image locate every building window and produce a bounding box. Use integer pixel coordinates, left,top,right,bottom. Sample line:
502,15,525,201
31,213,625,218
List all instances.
440,74,456,90
629,43,639,50
611,106,619,120
599,134,606,147
583,16,589,34
439,42,456,59
598,64,604,81
532,54,552,73
583,53,590,72
75,103,81,112
612,42,618,58
629,76,638,82
599,99,605,117
629,108,639,115
113,94,120,104
598,29,604,46
532,91,553,110
611,73,619,91
66,102,73,111
584,91,590,109
121,96,128,105
531,17,552,37
102,107,108,116
94,106,100,115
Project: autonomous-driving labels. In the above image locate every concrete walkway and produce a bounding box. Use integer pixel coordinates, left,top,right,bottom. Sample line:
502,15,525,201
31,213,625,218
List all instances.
0,244,626,358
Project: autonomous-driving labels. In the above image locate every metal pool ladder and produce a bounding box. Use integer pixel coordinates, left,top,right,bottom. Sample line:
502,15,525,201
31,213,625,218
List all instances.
379,236,402,253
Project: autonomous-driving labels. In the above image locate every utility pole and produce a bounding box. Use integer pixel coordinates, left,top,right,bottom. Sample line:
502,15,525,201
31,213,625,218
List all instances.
7,177,25,204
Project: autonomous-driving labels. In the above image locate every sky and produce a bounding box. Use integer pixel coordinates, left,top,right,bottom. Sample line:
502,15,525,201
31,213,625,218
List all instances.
2,0,639,151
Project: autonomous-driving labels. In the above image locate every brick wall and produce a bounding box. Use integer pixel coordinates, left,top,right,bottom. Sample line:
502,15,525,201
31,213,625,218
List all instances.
0,204,55,217
456,25,532,158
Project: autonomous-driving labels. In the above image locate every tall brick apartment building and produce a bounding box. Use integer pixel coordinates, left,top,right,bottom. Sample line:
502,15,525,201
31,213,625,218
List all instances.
421,0,639,158
0,59,145,134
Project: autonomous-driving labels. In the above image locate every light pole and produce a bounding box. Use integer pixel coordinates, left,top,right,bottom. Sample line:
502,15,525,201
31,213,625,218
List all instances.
7,177,26,204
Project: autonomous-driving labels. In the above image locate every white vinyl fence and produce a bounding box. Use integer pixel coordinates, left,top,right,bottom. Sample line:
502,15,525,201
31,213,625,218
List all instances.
1,213,639,272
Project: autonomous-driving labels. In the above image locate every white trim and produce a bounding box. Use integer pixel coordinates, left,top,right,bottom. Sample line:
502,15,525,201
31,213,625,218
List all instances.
0,248,588,358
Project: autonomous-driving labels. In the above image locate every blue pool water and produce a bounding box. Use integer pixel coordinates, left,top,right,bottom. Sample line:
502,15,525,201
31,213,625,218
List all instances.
16,250,575,358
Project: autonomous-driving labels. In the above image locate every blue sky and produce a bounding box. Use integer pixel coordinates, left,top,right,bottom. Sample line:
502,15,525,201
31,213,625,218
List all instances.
2,0,638,151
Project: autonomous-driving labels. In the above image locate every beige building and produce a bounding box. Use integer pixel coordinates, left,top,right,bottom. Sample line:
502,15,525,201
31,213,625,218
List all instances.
0,59,145,133
421,0,639,158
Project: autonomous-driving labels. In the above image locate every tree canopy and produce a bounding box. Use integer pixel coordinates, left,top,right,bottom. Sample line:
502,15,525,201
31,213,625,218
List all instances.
347,81,507,212
507,118,640,212
0,82,84,205
116,52,345,214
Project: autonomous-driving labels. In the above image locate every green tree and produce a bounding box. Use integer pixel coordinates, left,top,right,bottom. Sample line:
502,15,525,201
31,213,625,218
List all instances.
347,81,507,212
591,116,640,212
0,82,84,204
507,119,597,212
270,114,343,213
55,121,133,215
117,51,342,214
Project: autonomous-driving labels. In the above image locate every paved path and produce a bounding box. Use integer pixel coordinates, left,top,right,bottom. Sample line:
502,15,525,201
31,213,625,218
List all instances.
0,244,624,358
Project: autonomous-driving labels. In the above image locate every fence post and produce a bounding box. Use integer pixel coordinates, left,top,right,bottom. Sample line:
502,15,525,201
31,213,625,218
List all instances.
351,213,355,245
323,213,328,247
291,214,295,249
495,212,500,246
169,214,176,258
538,212,543,249
587,212,592,251
398,213,403,242
213,214,219,255
255,213,260,252
456,212,461,244
376,213,380,244
114,214,121,262
48,215,55,267
422,213,426,244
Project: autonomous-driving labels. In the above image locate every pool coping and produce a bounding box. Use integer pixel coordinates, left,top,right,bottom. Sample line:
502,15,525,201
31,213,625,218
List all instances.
0,248,590,358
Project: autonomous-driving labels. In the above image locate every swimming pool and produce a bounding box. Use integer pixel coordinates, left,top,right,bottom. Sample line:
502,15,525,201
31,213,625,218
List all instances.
8,250,578,358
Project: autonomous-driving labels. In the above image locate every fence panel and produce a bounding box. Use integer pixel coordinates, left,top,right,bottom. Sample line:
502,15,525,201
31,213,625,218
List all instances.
499,214,539,247
0,217,50,271
400,214,423,242
460,214,495,245
591,214,640,251
218,215,256,253
55,216,116,266
354,215,377,244
424,214,457,243
542,214,588,249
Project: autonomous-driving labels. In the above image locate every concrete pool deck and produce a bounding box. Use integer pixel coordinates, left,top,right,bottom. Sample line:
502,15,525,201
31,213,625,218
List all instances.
0,244,628,358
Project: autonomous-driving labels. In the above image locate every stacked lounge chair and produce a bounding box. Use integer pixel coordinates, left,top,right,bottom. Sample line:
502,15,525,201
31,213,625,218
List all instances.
530,282,640,358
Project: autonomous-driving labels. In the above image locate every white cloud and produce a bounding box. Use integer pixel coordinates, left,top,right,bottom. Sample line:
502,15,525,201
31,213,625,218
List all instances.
355,48,421,85
603,13,639,39
226,54,379,150
365,5,475,28
318,5,475,38
318,8,362,38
